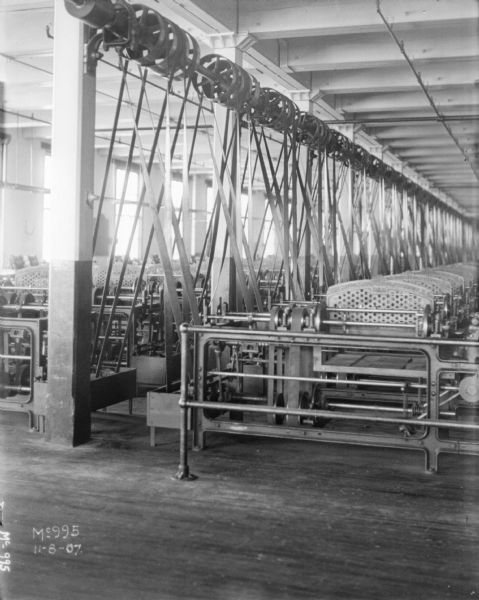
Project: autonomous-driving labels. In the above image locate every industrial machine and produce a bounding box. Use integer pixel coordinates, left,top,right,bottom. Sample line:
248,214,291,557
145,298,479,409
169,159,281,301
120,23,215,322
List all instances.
177,263,479,476
17,1,475,462
0,269,49,430
91,265,183,391
0,262,184,427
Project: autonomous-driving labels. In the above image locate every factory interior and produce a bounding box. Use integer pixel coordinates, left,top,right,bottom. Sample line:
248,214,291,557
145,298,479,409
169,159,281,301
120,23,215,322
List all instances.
0,0,479,598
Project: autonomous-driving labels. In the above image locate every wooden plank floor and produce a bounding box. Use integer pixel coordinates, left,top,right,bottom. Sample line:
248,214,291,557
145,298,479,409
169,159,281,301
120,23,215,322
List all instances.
0,408,478,600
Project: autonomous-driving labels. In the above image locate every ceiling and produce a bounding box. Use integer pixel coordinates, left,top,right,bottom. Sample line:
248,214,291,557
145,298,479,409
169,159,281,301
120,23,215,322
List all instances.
1,0,478,217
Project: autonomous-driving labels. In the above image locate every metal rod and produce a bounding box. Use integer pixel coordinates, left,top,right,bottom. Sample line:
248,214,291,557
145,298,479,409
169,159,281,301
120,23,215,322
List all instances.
231,394,266,403
0,305,48,311
185,324,479,347
0,286,48,292
323,319,413,329
326,403,418,413
186,400,479,431
176,324,196,480
323,115,479,125
0,385,31,393
206,313,270,323
209,369,415,389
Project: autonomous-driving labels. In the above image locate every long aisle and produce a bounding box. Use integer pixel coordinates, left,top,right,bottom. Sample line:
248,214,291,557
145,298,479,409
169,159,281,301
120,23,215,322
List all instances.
0,410,478,600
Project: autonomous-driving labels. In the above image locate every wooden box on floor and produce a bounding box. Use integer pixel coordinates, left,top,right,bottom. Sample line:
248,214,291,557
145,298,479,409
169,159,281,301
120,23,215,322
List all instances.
147,390,189,446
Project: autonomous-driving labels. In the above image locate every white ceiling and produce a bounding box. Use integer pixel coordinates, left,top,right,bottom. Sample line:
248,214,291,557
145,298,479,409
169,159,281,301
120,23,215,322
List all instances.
1,0,478,216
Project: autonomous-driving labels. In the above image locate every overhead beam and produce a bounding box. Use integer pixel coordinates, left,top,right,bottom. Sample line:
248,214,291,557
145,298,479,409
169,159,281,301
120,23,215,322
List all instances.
406,156,476,165
372,124,479,140
235,0,478,39
311,59,479,95
389,136,477,147
353,108,479,123
335,87,479,113
0,1,52,11
270,28,479,73
398,147,477,158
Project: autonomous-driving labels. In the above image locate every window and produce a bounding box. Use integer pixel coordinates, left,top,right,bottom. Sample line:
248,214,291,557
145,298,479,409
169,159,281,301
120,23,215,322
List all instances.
206,185,214,218
115,167,141,260
263,205,276,257
171,180,183,214
42,154,52,261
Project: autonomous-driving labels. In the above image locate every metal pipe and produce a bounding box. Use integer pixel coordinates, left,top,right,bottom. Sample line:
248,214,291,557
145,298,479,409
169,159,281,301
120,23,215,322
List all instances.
210,369,414,389
0,305,48,311
185,324,479,347
323,320,413,329
0,354,32,361
0,286,48,292
186,399,479,431
326,403,417,413
231,394,266,403
0,385,31,393
176,324,196,481
323,115,479,125
0,181,50,194
207,314,270,323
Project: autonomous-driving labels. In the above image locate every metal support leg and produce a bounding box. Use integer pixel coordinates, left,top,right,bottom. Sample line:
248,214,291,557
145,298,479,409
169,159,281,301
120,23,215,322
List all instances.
176,324,197,480
424,446,439,474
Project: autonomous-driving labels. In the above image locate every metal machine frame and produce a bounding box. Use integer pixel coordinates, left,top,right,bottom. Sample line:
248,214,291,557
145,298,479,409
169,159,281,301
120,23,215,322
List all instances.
177,323,479,478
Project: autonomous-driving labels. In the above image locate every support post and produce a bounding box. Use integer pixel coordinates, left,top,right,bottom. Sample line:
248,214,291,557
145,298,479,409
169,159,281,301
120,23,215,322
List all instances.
46,2,94,445
176,324,197,481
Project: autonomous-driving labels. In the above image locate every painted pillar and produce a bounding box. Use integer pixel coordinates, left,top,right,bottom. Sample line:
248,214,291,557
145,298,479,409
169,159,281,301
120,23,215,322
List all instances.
46,1,95,445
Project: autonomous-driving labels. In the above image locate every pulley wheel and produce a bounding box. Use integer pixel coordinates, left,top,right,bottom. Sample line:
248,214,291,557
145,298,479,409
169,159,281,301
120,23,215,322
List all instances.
459,375,479,405
269,306,282,330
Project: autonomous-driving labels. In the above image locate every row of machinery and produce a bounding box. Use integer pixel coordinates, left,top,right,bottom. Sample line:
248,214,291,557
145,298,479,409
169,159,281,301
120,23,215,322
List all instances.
177,262,479,476
0,263,186,429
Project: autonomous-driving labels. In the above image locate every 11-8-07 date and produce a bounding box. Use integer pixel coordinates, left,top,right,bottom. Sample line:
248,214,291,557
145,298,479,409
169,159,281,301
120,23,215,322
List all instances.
33,543,82,556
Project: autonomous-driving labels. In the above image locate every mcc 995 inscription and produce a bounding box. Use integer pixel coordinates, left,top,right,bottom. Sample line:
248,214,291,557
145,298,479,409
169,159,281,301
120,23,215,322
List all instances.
33,525,82,556
0,530,11,573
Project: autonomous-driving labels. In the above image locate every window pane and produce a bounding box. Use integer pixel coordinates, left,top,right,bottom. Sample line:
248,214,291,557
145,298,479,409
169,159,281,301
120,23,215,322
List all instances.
264,206,276,256
116,168,139,202
171,180,183,212
206,186,214,216
115,167,140,259
115,203,140,260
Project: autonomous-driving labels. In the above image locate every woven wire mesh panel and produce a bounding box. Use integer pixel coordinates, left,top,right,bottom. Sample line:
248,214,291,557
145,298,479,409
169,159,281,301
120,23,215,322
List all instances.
385,273,453,296
92,264,142,289
326,279,432,325
436,264,478,287
14,266,49,288
427,269,464,293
